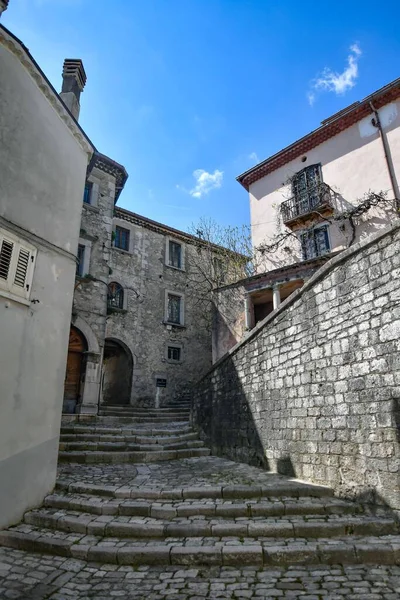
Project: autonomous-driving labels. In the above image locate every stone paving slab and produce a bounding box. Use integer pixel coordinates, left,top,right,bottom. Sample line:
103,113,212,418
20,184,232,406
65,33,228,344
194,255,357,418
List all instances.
1,547,400,599
57,457,334,493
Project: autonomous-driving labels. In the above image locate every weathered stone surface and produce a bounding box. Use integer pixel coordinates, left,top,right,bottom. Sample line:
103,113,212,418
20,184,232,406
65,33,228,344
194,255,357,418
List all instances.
194,223,400,510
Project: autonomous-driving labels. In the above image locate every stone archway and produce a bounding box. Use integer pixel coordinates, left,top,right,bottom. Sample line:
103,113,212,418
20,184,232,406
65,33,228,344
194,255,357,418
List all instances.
102,338,133,405
63,325,88,413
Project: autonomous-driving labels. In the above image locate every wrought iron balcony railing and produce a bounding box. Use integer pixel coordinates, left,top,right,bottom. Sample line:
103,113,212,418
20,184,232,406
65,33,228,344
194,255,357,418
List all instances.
281,182,334,225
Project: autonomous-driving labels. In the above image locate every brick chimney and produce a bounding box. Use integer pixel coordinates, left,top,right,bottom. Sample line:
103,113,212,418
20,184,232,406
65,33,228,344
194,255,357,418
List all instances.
0,0,9,18
59,59,87,120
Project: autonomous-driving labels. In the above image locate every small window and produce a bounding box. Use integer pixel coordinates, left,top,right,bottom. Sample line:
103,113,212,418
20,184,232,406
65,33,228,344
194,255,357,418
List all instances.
77,244,85,277
167,293,182,324
168,241,182,269
300,225,330,260
83,182,92,205
168,346,181,361
107,282,124,309
115,226,130,251
213,257,225,284
0,228,37,301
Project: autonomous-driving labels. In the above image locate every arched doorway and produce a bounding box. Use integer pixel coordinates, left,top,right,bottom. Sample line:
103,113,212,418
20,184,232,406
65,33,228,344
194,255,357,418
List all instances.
63,325,87,413
102,339,133,405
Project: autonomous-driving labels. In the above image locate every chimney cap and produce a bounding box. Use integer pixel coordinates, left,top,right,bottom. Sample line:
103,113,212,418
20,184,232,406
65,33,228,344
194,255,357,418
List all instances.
62,58,87,92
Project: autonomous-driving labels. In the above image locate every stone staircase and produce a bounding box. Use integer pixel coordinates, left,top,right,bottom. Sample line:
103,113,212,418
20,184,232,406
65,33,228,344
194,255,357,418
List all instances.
0,405,399,568
59,405,208,463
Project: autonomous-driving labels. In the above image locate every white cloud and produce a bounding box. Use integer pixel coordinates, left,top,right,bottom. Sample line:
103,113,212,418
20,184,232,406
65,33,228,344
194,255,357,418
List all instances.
308,43,362,105
189,169,223,199
249,152,260,163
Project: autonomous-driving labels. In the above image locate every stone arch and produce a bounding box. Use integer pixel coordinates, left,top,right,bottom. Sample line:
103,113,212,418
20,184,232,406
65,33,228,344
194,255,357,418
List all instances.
102,338,133,405
71,314,100,354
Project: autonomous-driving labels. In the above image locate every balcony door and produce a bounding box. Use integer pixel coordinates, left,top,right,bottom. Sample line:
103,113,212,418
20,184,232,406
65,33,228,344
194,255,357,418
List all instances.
292,164,322,214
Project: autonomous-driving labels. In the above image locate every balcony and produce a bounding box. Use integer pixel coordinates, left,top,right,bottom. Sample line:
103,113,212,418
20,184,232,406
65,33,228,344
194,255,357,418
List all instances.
281,183,334,226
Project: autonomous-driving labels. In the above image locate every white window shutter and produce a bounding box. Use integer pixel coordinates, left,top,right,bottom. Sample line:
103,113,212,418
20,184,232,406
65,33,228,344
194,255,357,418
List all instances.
0,228,37,301
10,242,36,299
0,237,14,283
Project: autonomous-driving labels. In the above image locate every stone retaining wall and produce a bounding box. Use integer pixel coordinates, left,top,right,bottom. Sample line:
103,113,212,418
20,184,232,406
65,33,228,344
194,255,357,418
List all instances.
193,222,400,509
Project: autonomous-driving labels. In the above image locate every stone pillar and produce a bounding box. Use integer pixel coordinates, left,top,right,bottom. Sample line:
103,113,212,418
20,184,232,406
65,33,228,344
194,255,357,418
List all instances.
244,295,254,330
76,351,101,415
272,285,281,310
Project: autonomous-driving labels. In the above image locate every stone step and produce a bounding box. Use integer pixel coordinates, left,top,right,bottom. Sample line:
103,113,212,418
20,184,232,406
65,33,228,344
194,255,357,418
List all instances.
24,509,399,540
1,526,399,566
60,425,193,436
55,480,334,500
59,432,199,444
58,447,211,464
98,410,191,418
44,492,371,519
100,406,190,413
97,413,190,422
58,440,205,452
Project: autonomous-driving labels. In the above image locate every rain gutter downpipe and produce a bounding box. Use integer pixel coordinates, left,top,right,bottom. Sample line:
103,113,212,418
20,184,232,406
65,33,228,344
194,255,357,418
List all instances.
369,101,400,210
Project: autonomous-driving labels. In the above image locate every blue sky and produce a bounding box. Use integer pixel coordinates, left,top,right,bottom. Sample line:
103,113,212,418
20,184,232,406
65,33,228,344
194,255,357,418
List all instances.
3,0,400,232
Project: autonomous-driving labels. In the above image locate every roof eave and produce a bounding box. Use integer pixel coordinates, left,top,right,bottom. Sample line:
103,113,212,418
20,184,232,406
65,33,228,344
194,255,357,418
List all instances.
237,77,400,191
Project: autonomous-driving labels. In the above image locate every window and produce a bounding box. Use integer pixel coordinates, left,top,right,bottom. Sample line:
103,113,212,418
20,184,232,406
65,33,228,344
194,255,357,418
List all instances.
77,244,85,276
168,240,182,269
83,182,92,204
166,292,183,325
114,226,130,251
291,164,322,216
299,225,330,260
0,228,37,302
213,257,225,284
168,346,181,361
107,282,124,309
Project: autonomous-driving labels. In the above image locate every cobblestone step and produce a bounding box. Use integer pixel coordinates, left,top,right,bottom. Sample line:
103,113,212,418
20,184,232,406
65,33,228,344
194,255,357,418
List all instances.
43,493,370,519
24,508,398,540
100,406,190,413
55,480,334,500
97,413,190,422
1,526,399,567
58,447,211,464
60,425,193,436
59,432,199,444
59,440,205,452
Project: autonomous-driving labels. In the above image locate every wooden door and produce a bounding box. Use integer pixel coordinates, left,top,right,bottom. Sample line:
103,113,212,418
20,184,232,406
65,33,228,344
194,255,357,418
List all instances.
64,327,86,400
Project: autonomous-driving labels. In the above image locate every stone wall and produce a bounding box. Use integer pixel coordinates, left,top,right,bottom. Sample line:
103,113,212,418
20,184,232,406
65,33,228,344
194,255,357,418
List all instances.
194,222,400,510
107,217,213,406
70,165,115,413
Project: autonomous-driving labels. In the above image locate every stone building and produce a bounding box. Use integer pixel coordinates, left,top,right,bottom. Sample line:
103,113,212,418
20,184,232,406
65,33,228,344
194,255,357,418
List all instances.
65,177,227,413
213,78,400,360
0,15,94,526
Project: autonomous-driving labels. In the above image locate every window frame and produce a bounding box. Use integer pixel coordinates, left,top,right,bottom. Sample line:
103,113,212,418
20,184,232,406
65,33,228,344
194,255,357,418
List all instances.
298,224,331,260
83,181,93,205
114,225,131,252
167,344,182,363
165,237,185,270
164,290,185,326
212,256,225,285
76,244,86,277
0,227,37,304
107,281,125,310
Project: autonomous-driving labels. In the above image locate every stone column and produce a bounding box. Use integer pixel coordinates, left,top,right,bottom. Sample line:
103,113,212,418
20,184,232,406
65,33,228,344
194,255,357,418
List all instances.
76,351,102,415
244,295,254,330
272,285,281,310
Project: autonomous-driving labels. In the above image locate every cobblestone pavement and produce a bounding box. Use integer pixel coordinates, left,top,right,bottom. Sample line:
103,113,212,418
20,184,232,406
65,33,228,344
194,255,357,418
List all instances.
1,547,400,599
57,456,292,488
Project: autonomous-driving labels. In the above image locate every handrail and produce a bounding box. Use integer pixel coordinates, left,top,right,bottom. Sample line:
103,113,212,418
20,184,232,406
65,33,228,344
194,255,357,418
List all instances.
281,182,333,224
